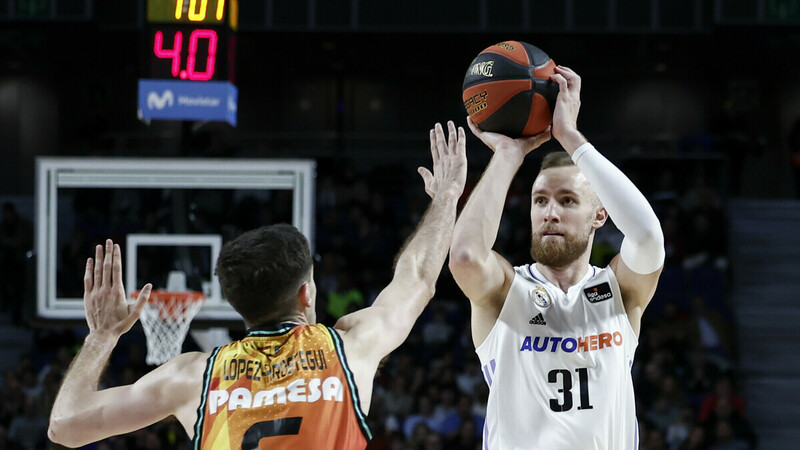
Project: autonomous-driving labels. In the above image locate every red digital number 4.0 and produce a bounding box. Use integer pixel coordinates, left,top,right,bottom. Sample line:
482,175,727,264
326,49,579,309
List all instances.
153,30,182,77
153,29,218,81
186,29,217,80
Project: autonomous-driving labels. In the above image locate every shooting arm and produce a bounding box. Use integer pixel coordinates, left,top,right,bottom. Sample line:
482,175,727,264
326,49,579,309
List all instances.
448,120,551,346
448,149,520,306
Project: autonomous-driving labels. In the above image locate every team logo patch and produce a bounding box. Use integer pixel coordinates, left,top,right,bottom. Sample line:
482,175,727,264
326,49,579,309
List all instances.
530,286,551,308
584,282,613,303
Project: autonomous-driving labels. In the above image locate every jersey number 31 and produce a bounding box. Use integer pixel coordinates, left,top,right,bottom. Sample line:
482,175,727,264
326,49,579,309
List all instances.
548,368,593,412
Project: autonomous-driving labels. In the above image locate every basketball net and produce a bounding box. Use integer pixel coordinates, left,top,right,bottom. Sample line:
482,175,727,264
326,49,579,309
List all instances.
132,271,205,366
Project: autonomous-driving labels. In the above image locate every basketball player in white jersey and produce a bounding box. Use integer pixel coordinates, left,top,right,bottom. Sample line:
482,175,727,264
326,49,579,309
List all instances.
449,65,665,449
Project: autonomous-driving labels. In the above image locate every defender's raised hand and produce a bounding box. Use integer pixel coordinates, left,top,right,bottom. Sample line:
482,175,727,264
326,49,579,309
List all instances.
84,239,151,337
418,121,468,199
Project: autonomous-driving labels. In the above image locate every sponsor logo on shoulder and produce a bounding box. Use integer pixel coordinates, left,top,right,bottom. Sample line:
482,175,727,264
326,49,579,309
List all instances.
530,286,551,308
584,282,613,303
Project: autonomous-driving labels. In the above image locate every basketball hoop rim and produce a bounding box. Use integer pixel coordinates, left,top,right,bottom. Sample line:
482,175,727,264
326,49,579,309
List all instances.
130,289,206,304
131,289,206,322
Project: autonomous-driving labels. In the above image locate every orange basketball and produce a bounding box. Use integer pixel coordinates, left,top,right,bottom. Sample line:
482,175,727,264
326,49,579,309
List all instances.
462,41,558,138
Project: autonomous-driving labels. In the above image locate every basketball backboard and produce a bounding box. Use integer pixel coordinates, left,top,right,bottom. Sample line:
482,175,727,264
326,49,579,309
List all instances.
35,157,315,324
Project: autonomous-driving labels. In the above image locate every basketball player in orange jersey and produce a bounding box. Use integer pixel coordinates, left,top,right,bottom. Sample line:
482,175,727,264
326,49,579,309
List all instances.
449,66,665,448
48,121,467,449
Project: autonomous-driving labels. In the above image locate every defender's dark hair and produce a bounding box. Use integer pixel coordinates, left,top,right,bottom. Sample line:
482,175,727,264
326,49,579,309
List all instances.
215,224,312,325
539,151,575,172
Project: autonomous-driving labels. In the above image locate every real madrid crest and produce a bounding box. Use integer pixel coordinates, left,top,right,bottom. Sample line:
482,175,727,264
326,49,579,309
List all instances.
530,286,551,308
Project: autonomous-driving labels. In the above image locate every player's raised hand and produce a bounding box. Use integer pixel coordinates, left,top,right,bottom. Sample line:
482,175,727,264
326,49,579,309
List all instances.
418,121,467,199
466,116,551,160
549,66,587,151
84,239,151,337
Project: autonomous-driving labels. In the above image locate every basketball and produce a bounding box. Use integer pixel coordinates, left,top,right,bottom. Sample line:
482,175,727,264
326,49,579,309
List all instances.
462,41,559,138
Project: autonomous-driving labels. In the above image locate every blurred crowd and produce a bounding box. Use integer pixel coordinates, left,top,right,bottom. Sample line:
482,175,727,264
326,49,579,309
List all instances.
0,154,756,449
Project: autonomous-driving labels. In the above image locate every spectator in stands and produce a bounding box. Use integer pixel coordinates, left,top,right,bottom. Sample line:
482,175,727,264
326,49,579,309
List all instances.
646,375,686,431
683,210,727,271
653,301,693,353
39,370,61,415
438,393,484,440
642,426,666,450
382,377,414,422
422,305,454,348
455,356,483,397
650,170,681,219
0,202,33,323
699,376,746,423
647,394,681,433
326,271,365,319
687,295,734,366
407,422,433,450
665,407,694,450
403,395,439,441
422,432,444,450
678,426,708,450
685,349,719,408
18,365,41,401
700,380,756,449
708,420,751,450
0,371,24,427
445,417,480,450
8,397,48,449
37,345,74,384
0,424,21,450
661,206,687,266
681,176,727,272
682,174,721,212
428,385,458,435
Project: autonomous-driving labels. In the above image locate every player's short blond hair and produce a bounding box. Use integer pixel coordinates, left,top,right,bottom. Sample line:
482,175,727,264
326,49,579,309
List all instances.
539,151,575,172
537,151,602,209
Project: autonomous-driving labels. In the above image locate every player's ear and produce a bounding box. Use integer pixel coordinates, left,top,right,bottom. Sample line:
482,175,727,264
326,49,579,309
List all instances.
297,283,312,309
592,207,608,229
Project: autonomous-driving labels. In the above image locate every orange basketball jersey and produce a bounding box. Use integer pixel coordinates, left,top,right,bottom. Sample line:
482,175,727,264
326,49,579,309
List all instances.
193,323,372,450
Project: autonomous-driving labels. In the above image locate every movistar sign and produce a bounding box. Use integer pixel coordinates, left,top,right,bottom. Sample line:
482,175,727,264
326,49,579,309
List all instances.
138,79,237,126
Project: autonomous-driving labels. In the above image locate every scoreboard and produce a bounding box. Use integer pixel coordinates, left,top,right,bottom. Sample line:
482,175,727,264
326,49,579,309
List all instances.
146,0,238,25
138,0,238,125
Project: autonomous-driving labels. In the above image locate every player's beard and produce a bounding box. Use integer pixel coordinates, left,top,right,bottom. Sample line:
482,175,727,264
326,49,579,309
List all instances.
530,227,591,267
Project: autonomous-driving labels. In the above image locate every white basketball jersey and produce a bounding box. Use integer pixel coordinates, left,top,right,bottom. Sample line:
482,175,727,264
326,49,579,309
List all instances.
476,264,639,450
